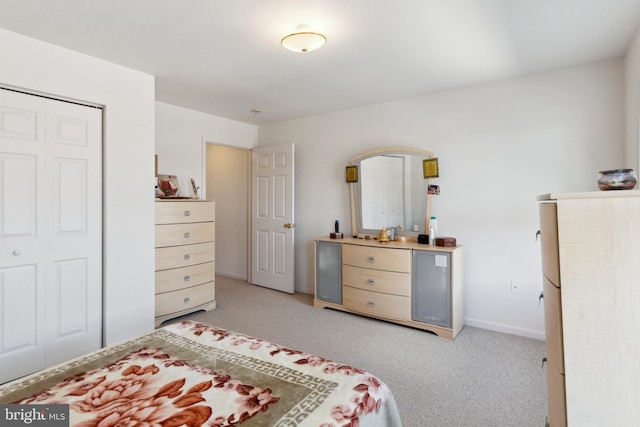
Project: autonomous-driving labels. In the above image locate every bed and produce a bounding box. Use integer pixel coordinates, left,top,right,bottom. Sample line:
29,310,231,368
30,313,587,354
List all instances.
0,320,402,426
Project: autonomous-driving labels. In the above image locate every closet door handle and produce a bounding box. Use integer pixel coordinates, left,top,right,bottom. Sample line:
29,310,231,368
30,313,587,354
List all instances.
184,275,190,282
184,232,190,239
184,210,191,216
368,256,375,263
184,254,191,261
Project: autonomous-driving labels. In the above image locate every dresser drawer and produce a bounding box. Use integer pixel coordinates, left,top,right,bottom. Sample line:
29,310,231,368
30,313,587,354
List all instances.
547,361,567,427
543,276,564,373
156,222,215,247
156,262,215,294
156,242,215,270
155,200,214,224
343,244,411,272
343,265,410,296
343,286,411,320
539,202,560,286
155,282,215,317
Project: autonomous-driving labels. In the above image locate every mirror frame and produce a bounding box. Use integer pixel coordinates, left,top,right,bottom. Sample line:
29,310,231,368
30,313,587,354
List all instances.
348,147,435,238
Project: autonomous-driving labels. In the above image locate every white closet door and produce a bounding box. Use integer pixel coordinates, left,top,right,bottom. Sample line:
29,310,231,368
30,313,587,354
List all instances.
0,89,102,383
0,90,47,382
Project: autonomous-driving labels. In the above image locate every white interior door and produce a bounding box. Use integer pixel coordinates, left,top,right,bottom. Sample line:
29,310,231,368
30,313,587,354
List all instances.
0,88,102,383
251,143,294,293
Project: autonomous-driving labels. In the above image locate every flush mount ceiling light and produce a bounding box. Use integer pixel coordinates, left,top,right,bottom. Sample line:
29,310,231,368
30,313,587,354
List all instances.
281,25,326,53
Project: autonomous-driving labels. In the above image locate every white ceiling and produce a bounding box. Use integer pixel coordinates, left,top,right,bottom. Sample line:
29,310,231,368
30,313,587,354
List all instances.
1,0,639,126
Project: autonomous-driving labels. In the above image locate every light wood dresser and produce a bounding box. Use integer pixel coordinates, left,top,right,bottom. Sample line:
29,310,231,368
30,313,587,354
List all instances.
155,199,216,327
538,190,640,427
314,237,463,339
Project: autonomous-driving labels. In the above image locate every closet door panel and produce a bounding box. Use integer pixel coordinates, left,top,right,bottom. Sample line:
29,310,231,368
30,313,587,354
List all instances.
0,89,103,382
0,264,45,379
0,90,46,383
45,99,102,368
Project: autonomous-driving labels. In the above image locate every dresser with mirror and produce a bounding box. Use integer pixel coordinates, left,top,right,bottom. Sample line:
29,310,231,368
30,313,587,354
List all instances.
314,148,464,339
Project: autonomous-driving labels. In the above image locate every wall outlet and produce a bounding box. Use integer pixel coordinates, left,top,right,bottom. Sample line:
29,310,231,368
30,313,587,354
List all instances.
413,224,420,232
510,280,520,294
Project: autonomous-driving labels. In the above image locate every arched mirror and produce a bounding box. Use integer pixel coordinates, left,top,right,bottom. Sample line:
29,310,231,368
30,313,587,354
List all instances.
349,147,435,237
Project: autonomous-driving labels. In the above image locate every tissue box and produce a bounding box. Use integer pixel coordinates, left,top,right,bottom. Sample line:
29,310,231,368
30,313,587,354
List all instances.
435,237,456,247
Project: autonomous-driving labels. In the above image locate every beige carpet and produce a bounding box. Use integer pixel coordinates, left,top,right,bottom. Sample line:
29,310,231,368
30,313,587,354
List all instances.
164,275,548,427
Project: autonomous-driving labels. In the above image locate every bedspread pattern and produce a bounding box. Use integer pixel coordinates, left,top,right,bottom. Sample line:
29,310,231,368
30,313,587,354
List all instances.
0,321,402,427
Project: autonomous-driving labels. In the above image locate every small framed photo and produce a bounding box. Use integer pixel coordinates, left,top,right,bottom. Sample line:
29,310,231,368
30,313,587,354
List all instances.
346,165,359,183
428,184,440,195
157,174,180,197
423,158,439,179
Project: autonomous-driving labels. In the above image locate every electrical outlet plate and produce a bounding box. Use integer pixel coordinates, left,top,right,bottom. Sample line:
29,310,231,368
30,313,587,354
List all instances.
510,280,520,294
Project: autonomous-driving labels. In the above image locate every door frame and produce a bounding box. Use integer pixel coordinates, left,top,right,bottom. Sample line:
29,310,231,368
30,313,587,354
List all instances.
0,86,105,382
201,140,253,283
201,140,295,291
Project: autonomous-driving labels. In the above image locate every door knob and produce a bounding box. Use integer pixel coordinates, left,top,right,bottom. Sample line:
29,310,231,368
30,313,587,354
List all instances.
284,223,295,229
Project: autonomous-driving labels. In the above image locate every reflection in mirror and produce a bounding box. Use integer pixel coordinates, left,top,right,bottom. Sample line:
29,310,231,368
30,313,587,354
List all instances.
350,148,434,237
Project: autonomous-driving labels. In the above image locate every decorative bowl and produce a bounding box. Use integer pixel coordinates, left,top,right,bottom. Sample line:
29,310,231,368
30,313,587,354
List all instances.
597,169,637,191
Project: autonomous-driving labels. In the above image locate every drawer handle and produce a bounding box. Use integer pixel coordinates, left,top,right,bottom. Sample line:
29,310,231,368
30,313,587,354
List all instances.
184,210,191,216
184,275,190,282
184,232,190,239
184,297,190,304
368,301,375,307
367,279,375,285
368,256,375,263
184,254,191,260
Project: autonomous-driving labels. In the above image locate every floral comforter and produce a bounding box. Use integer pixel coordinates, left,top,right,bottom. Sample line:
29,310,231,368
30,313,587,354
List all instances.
0,321,402,427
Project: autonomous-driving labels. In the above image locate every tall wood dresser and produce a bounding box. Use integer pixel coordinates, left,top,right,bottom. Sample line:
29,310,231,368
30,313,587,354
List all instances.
155,199,216,327
538,190,640,426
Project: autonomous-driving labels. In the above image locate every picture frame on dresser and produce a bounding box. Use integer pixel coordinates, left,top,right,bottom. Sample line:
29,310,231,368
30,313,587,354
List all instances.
157,174,180,197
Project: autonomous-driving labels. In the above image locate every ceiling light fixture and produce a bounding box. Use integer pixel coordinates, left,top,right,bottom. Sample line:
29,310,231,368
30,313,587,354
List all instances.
281,25,326,53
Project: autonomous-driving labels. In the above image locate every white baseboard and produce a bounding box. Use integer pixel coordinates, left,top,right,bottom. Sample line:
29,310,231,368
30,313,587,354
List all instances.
464,317,545,341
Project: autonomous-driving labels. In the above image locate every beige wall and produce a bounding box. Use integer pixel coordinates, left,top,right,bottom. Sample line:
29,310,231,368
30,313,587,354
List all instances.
155,102,257,199
155,59,625,340
626,26,640,172
0,28,156,344
259,60,625,339
206,144,250,280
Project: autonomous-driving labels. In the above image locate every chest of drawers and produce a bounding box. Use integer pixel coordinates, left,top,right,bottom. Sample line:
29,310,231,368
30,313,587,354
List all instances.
155,200,215,326
314,238,464,339
342,244,412,321
538,191,640,426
